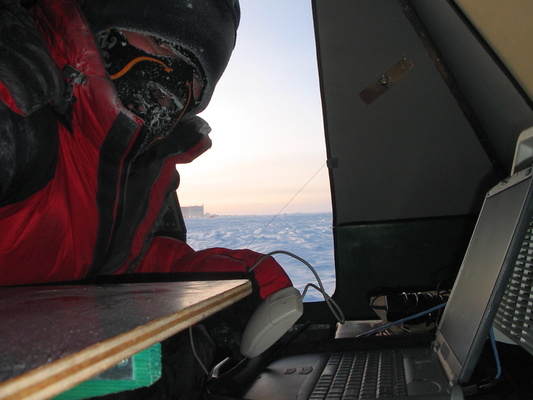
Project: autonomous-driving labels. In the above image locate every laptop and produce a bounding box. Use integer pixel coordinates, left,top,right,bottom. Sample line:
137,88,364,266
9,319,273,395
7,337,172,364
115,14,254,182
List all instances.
244,165,533,400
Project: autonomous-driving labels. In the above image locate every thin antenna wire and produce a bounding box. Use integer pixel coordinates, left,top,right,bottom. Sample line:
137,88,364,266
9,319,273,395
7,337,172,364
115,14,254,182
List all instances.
246,162,327,248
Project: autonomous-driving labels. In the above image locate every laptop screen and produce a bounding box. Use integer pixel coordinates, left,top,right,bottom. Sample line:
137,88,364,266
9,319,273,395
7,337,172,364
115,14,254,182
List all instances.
436,169,533,383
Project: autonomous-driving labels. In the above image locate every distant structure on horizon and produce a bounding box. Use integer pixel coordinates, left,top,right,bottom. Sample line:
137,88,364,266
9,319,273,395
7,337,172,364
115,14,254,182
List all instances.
181,205,205,218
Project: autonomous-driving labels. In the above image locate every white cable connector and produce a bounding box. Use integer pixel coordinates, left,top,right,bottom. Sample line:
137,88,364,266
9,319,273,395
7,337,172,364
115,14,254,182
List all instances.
250,250,345,325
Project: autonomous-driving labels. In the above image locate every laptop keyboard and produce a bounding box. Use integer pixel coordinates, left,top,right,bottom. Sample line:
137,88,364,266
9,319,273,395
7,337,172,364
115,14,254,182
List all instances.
308,350,408,399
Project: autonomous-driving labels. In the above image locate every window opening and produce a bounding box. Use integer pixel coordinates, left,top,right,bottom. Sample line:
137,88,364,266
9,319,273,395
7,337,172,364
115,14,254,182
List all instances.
178,0,334,301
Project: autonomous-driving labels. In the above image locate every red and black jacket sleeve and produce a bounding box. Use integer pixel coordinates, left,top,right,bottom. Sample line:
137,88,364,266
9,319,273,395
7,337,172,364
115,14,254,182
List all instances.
0,0,64,206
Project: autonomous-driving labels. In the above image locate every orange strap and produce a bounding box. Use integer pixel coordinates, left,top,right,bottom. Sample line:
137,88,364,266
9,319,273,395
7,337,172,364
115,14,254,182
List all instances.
110,56,173,80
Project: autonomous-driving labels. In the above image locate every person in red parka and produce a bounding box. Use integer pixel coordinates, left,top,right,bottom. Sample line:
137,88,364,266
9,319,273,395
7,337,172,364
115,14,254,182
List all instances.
0,0,291,297
0,0,293,397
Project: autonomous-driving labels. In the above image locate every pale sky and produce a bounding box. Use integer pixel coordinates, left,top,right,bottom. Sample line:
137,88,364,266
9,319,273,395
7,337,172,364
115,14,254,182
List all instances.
177,0,332,216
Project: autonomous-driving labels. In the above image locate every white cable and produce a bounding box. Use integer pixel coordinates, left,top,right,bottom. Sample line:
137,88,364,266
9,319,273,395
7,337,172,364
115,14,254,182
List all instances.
302,282,345,324
189,326,209,375
249,250,345,324
189,250,343,374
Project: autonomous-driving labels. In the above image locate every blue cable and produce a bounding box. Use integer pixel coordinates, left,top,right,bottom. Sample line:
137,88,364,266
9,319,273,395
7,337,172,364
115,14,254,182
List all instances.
358,303,503,386
489,327,502,380
357,302,447,337
359,305,503,382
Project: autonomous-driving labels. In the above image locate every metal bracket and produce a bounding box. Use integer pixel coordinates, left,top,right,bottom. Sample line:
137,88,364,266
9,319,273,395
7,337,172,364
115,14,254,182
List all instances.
359,57,414,105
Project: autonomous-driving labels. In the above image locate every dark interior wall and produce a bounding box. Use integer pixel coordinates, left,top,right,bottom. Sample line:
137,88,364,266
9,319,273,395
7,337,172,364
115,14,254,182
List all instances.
411,0,533,170
313,0,501,225
332,216,477,319
311,0,533,319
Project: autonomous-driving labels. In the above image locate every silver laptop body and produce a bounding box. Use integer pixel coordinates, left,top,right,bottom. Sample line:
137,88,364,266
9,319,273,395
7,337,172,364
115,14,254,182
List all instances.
245,166,533,400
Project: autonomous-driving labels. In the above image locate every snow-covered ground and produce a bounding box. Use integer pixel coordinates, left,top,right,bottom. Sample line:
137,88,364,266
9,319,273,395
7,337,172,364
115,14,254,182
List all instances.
185,212,335,302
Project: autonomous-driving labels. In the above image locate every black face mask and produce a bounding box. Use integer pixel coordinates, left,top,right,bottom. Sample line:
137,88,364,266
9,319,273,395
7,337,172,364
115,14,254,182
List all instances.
98,29,205,151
